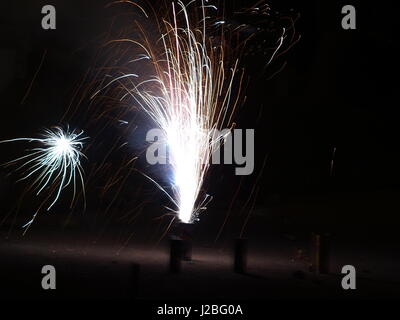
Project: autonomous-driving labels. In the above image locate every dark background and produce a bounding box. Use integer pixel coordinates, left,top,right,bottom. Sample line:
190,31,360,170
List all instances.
0,0,399,302
1,0,399,197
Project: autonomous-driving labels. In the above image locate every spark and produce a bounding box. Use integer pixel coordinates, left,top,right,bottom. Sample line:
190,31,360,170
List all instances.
0,126,88,212
118,120,129,125
213,20,225,26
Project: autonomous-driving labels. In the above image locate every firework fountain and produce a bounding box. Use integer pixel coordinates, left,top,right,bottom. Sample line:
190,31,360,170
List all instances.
95,0,243,224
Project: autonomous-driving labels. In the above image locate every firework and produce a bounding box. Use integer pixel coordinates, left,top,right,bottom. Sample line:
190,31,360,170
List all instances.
93,0,296,224
96,0,241,224
0,126,88,212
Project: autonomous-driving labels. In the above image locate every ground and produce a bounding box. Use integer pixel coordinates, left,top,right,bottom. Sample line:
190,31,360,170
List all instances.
1,191,400,301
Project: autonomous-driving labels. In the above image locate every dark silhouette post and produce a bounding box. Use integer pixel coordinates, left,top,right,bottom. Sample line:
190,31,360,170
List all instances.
234,238,247,273
128,264,140,298
169,238,184,273
312,233,330,274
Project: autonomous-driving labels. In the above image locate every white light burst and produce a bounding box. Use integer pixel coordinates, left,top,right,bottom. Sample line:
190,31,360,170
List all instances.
102,1,241,223
0,126,87,211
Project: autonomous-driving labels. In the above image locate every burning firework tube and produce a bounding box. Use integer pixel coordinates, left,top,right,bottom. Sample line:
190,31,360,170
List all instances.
175,222,194,261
